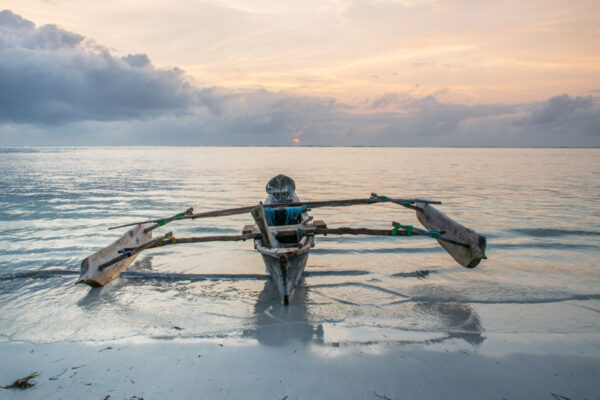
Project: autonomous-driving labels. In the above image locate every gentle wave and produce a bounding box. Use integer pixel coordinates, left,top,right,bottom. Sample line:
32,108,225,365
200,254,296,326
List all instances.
312,246,442,254
510,228,600,237
398,293,600,305
0,269,371,282
491,242,599,250
187,226,241,234
392,270,436,278
1,246,88,256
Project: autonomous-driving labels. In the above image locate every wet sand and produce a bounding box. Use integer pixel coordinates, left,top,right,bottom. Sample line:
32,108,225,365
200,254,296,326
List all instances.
1,333,598,400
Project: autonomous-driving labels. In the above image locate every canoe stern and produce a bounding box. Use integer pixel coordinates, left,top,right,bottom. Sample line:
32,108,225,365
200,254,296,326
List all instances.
257,237,312,304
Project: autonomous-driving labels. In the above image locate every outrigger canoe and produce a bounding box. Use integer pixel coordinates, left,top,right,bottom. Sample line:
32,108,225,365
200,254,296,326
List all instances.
250,174,316,304
78,174,487,304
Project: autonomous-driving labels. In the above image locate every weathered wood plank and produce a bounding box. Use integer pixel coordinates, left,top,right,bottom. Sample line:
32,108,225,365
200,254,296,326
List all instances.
313,220,327,229
250,206,278,248
242,220,327,234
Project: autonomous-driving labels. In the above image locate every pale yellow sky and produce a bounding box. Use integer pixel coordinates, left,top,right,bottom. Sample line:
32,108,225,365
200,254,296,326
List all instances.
4,0,600,106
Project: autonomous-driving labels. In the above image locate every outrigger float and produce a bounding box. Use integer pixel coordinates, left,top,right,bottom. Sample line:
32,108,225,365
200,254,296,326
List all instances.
78,175,487,304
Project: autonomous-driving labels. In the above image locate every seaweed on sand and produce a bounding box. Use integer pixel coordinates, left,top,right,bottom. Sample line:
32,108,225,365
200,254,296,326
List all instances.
2,372,39,389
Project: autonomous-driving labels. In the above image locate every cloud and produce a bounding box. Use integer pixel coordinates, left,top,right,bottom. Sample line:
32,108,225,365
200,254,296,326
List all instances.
122,53,152,68
513,94,600,136
0,10,599,146
0,9,34,30
0,10,200,125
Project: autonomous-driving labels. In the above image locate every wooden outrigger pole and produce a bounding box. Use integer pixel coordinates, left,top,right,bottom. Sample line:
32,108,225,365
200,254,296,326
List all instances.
94,223,476,267
107,194,441,231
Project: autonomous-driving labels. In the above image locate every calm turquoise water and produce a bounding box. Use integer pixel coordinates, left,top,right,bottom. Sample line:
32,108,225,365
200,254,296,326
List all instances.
1,147,599,346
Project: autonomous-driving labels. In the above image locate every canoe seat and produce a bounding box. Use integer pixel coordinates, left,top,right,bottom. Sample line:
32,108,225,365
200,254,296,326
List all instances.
242,220,327,234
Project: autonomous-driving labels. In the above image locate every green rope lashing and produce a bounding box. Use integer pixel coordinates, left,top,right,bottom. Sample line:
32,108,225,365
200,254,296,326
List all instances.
370,193,392,200
392,223,412,236
429,230,440,238
371,193,411,208
370,193,385,200
158,220,165,226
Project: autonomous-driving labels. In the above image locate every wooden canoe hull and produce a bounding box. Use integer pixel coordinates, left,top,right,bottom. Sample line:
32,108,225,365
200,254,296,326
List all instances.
416,203,486,268
256,236,313,304
78,224,152,287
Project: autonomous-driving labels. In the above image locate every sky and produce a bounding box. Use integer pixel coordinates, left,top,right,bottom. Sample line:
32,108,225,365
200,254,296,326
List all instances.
0,0,599,146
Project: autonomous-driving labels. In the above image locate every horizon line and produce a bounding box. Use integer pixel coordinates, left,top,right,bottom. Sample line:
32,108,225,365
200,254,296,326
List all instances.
1,145,599,149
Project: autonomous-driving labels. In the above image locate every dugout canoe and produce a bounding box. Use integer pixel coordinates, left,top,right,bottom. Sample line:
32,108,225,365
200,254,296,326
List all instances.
251,174,316,304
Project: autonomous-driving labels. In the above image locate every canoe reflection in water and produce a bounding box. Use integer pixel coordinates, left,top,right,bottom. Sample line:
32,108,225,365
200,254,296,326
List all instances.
246,279,324,346
412,302,485,346
245,277,485,347
69,260,485,347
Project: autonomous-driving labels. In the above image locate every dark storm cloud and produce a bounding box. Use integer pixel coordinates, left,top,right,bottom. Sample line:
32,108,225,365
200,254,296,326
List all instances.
0,10,199,124
1,10,599,146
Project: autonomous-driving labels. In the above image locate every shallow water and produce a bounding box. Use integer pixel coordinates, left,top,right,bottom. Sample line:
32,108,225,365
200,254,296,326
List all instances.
1,147,599,347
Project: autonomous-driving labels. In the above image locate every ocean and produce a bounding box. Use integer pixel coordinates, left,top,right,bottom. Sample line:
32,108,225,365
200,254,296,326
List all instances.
1,147,599,349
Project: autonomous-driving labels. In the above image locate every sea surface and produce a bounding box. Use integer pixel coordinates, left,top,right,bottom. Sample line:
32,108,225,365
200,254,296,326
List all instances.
1,147,599,349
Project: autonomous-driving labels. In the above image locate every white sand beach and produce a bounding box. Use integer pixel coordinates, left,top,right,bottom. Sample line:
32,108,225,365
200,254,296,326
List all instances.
2,332,599,400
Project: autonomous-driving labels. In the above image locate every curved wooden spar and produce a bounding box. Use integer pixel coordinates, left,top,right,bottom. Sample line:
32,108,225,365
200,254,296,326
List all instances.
107,195,441,230
78,224,152,287
416,203,487,268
